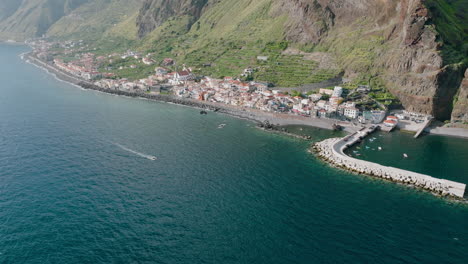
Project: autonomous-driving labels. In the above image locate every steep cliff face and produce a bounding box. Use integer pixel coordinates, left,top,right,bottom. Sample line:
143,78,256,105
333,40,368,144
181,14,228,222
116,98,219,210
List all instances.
136,0,209,38
279,0,398,44
277,0,466,120
378,0,464,120
451,69,468,123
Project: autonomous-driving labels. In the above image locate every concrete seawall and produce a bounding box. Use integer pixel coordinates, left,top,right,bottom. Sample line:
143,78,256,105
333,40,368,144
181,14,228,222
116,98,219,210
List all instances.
313,127,466,198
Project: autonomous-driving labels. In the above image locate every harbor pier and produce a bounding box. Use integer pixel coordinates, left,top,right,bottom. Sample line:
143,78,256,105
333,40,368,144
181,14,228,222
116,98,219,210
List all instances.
414,118,433,138
314,126,466,198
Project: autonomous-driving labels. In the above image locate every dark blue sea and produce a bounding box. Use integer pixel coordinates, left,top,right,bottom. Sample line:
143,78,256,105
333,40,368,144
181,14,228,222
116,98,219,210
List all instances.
0,44,467,263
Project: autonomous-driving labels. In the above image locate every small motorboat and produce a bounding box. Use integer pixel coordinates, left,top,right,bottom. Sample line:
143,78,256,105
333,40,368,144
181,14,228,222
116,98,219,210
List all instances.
218,124,226,129
147,156,157,161
403,153,408,158
378,147,382,151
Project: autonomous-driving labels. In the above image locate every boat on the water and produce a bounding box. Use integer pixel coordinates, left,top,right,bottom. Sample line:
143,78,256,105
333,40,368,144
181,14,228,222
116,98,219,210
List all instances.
403,153,408,158
218,124,226,129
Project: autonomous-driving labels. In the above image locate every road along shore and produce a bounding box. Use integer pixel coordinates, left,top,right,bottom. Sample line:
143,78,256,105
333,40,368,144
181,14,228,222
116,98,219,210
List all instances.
24,53,337,131
24,52,467,198
312,126,466,198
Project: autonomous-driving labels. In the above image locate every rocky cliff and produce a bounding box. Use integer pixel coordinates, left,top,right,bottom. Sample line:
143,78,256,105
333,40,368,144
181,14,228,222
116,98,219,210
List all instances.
276,0,466,120
136,0,209,38
451,69,468,123
133,0,466,120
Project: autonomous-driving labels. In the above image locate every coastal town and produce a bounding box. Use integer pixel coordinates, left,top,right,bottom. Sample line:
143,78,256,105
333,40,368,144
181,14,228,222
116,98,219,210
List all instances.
29,39,433,133
25,41,466,198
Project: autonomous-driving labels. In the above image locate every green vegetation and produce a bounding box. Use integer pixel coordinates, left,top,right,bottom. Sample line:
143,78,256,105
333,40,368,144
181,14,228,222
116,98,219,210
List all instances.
425,0,467,65
2,0,463,97
102,0,342,87
0,0,91,40
254,54,340,87
340,73,400,109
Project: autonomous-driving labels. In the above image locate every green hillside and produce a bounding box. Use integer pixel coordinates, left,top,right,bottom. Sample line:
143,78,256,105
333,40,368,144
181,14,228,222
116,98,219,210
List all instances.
0,0,89,40
0,0,466,119
47,0,142,41
83,0,340,87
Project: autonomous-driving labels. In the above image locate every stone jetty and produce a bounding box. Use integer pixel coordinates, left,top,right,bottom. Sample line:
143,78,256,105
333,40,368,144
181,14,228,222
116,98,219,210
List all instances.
313,126,466,198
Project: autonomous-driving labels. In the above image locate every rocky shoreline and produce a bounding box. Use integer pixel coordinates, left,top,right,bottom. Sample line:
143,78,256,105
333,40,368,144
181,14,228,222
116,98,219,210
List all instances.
312,137,466,199
23,52,338,133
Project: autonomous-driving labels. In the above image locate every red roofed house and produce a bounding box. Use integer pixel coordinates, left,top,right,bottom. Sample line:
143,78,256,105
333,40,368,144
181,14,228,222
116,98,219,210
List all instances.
162,58,174,66
170,69,194,85
384,120,397,127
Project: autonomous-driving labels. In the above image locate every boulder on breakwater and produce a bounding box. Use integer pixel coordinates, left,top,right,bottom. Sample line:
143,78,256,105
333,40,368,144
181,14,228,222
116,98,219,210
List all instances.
313,138,466,198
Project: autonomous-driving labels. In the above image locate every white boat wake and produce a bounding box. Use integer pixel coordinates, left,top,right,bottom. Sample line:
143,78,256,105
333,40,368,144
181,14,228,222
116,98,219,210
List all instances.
113,143,157,160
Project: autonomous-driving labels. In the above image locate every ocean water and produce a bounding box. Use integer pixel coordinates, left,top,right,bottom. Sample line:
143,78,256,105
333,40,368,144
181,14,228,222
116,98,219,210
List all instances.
0,44,467,263
346,131,468,183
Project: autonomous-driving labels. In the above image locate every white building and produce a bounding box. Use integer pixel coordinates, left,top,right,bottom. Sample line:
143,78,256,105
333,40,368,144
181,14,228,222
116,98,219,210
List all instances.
325,103,337,113
333,86,343,97
316,100,327,108
170,70,194,85
142,57,155,65
344,107,359,119
308,93,322,102
82,71,102,80
319,88,334,96
318,109,327,118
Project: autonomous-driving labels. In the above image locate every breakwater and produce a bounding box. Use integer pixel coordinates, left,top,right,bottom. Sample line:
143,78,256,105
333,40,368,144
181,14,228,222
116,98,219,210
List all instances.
313,126,466,198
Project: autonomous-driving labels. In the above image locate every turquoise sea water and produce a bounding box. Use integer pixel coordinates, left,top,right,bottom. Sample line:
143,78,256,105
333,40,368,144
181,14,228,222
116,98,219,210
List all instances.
0,44,467,263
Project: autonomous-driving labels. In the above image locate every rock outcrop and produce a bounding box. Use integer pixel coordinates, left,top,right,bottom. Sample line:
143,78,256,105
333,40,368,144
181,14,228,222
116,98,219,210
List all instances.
136,0,209,38
277,0,466,120
451,69,468,123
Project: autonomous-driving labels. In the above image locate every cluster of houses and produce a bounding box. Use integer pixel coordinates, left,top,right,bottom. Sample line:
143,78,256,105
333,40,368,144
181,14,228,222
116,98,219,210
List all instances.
91,62,389,123
169,73,381,120
54,57,106,81
311,87,361,119
35,39,393,124
94,77,160,93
